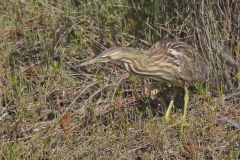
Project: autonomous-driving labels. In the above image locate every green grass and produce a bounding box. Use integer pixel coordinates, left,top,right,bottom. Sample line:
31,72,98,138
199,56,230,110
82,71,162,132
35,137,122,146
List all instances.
0,0,240,159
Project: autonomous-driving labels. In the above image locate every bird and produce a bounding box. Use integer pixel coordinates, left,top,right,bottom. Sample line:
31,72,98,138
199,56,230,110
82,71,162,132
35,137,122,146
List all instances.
80,40,208,124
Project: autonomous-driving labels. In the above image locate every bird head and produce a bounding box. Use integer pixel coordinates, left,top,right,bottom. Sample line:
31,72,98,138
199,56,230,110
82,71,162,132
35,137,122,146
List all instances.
80,47,147,66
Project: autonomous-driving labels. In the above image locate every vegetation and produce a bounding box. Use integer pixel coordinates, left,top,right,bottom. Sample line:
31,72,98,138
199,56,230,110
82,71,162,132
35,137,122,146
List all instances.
0,0,239,159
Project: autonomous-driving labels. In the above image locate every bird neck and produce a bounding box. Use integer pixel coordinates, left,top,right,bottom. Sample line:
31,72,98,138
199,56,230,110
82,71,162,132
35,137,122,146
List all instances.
122,54,150,73
120,48,149,63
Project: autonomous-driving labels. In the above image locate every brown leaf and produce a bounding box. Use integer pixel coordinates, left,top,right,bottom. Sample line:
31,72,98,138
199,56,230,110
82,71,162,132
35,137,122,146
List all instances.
59,113,72,130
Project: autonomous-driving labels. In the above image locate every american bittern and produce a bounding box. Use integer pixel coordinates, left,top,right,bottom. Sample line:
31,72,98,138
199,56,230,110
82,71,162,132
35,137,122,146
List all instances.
80,40,208,124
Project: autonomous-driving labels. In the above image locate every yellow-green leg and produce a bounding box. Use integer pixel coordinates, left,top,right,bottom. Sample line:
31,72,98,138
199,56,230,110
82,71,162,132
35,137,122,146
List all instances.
163,88,179,122
164,99,174,122
182,86,189,126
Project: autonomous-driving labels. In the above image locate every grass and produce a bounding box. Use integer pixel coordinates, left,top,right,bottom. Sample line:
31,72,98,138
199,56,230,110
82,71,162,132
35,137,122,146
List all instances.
0,0,240,159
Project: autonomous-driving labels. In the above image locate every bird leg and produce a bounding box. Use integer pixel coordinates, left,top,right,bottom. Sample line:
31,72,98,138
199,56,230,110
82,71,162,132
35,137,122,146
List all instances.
164,100,174,122
163,88,179,122
182,86,189,125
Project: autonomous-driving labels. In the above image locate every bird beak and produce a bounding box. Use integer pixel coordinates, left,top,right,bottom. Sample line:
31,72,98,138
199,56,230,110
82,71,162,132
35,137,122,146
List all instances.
79,56,110,67
79,56,100,67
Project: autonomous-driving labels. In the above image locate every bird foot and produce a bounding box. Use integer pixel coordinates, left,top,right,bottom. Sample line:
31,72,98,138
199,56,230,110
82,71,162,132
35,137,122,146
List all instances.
181,116,190,131
163,115,171,123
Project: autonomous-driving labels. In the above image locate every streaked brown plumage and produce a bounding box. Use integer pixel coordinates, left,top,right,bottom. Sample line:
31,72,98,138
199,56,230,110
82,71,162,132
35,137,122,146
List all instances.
120,41,208,87
80,40,208,123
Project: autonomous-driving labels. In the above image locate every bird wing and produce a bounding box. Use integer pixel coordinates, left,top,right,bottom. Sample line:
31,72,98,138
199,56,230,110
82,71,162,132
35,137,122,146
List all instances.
148,40,200,61
146,40,208,86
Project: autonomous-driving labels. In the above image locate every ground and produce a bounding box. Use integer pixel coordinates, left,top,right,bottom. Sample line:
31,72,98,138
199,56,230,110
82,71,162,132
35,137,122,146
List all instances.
0,1,239,159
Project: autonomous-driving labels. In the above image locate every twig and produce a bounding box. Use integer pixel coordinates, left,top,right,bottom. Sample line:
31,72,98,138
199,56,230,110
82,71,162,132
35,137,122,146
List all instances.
117,143,151,160
216,116,240,129
0,111,9,123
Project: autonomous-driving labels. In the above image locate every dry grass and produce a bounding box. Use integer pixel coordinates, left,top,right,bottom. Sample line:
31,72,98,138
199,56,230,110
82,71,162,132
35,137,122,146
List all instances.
0,0,239,159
